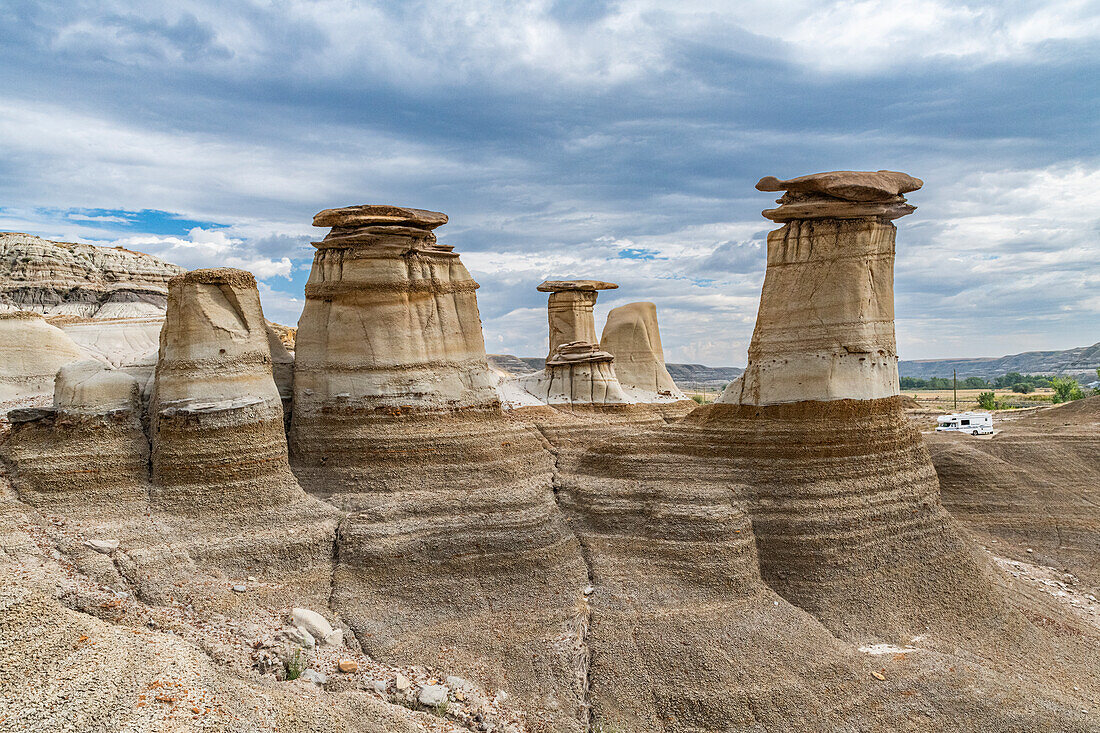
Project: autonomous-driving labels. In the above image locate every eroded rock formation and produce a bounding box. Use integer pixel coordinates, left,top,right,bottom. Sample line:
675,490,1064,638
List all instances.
2,183,1099,732
292,206,592,731
600,301,687,401
718,172,914,406
517,341,629,405
538,279,618,361
151,269,290,507
515,280,638,408
0,310,84,405
0,232,184,317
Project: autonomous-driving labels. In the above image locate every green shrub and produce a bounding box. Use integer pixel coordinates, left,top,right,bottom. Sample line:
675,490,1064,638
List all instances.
977,391,997,410
1050,376,1085,404
690,394,705,404
285,649,305,680
1011,382,1033,394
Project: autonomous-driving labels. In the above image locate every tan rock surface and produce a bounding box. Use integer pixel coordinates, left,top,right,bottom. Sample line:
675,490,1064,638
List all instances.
517,341,631,405
599,301,688,402
719,213,905,406
0,311,84,404
54,359,140,414
757,170,923,222
539,279,618,362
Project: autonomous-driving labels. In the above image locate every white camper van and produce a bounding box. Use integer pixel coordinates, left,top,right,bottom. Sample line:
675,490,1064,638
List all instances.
935,411,993,435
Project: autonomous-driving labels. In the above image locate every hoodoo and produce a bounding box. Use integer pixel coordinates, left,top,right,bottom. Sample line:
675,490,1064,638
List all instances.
719,170,917,406
539,279,618,361
600,301,686,401
517,279,631,405
293,206,591,731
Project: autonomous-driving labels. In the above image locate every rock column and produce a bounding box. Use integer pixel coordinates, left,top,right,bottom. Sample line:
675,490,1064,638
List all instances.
718,170,921,406
292,206,591,730
518,280,631,405
539,279,617,361
600,301,687,400
151,269,301,512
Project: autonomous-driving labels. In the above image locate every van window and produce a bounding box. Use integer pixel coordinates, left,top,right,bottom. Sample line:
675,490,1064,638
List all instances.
961,420,970,426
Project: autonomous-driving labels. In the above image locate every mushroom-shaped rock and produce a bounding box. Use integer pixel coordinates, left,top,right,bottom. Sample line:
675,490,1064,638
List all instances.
719,171,917,406
291,204,496,420
0,311,84,404
538,278,619,362
600,302,686,401
294,207,591,731
54,360,140,414
757,169,923,222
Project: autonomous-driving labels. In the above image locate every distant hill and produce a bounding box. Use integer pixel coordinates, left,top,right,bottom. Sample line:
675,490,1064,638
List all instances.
899,342,1100,379
492,342,1100,388
487,354,743,387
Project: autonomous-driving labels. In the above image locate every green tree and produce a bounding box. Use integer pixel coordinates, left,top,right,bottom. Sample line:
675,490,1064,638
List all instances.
962,376,989,389
1011,382,1033,394
977,391,998,410
1050,376,1085,404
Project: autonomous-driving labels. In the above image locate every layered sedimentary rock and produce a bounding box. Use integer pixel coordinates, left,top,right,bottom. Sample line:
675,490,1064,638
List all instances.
292,205,497,426
0,232,183,316
515,280,638,408
536,171,1100,729
0,311,84,404
292,206,591,730
517,341,630,405
152,269,297,509
54,359,141,414
718,173,913,406
147,268,336,607
599,302,692,417
930,396,1100,595
538,279,618,361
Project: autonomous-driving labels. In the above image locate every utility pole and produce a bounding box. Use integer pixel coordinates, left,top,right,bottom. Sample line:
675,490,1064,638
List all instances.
953,369,957,411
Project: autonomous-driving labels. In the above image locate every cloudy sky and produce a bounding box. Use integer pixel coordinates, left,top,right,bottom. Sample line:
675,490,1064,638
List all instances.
1,0,1097,365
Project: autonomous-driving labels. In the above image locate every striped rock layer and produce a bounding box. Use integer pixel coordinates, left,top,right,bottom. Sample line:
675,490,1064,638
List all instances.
292,208,593,730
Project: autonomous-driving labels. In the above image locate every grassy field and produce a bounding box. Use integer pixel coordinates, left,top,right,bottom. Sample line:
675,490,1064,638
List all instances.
901,387,1054,412
681,387,1058,411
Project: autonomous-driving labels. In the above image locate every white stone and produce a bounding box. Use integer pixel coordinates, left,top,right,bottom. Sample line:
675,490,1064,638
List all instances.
418,684,449,707
84,539,119,554
300,669,327,686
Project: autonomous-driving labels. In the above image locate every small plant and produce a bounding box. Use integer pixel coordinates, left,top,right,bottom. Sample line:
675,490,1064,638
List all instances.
691,394,705,404
433,699,449,716
977,391,998,410
285,648,305,681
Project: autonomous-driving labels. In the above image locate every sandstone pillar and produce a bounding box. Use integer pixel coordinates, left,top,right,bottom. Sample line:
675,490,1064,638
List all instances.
538,279,617,361
599,301,685,399
718,170,921,406
151,269,298,512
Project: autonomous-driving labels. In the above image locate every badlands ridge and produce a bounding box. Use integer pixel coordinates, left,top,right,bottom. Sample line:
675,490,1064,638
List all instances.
1,172,1098,732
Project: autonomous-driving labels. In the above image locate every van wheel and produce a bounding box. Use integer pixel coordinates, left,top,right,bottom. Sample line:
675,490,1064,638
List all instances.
972,430,979,435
